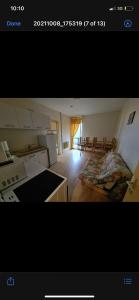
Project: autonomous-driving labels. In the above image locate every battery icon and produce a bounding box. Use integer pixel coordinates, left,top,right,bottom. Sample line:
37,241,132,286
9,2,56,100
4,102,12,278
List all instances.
125,6,134,11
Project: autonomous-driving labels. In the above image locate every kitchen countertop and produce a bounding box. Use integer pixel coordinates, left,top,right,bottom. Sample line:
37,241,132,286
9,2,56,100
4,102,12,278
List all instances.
12,146,48,157
0,159,14,167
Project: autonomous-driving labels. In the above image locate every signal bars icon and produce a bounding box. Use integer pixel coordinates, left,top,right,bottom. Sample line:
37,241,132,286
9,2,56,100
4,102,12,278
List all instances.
109,7,116,11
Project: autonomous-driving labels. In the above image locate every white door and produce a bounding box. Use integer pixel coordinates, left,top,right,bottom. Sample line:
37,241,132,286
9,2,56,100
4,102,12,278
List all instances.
0,103,19,128
15,107,33,129
123,162,139,202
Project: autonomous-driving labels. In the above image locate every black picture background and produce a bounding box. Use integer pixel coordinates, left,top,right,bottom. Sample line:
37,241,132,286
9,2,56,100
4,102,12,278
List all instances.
0,31,138,98
0,204,139,271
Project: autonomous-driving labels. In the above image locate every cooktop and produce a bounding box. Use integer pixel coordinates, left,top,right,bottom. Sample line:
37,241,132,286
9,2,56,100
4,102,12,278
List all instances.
14,169,64,202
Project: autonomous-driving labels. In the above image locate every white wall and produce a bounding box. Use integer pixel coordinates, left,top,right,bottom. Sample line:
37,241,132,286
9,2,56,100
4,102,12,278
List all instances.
0,99,62,153
0,128,45,152
82,111,120,139
116,99,139,172
61,114,70,150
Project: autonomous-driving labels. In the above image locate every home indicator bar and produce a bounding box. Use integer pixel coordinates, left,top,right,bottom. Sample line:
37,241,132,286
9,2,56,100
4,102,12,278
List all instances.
44,296,95,299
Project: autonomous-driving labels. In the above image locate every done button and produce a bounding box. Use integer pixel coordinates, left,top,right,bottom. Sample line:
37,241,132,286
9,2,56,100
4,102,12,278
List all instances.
6,20,21,27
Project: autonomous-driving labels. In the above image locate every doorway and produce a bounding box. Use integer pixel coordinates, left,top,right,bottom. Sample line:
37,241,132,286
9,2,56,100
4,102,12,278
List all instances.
73,122,82,149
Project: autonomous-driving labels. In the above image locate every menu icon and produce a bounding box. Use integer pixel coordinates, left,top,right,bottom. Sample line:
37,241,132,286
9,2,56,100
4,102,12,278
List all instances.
123,276,133,285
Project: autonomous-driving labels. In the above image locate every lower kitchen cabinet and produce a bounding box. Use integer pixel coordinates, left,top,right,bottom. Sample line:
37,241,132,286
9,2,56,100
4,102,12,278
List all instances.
47,179,68,202
21,150,48,166
37,150,49,168
23,153,39,176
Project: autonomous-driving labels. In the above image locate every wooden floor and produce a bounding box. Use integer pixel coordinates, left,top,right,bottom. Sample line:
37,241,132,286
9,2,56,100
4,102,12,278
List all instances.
50,149,91,200
71,179,110,202
50,149,110,202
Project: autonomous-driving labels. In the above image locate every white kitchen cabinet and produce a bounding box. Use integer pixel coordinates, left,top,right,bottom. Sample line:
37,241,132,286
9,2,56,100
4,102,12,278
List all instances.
21,150,49,177
31,111,50,129
26,153,38,162
15,107,33,129
0,102,51,130
23,153,41,176
31,112,44,129
37,150,49,168
41,114,50,129
0,102,19,128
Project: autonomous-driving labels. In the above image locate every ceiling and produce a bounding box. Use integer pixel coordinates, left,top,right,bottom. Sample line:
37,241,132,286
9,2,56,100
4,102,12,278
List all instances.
33,98,128,116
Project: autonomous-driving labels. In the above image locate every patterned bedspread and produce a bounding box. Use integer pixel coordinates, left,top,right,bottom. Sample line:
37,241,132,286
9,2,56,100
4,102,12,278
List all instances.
79,152,132,201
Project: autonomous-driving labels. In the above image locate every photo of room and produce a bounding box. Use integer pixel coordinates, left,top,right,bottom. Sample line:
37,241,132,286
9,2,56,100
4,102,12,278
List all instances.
0,98,139,202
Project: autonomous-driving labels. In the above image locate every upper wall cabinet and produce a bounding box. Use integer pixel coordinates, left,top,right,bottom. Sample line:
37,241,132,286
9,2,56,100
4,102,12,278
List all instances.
15,107,33,129
31,112,50,129
41,114,51,129
31,112,44,129
0,102,51,130
0,103,19,128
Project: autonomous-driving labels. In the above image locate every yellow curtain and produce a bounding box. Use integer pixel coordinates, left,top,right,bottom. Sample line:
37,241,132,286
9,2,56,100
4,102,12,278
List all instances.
70,117,81,149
